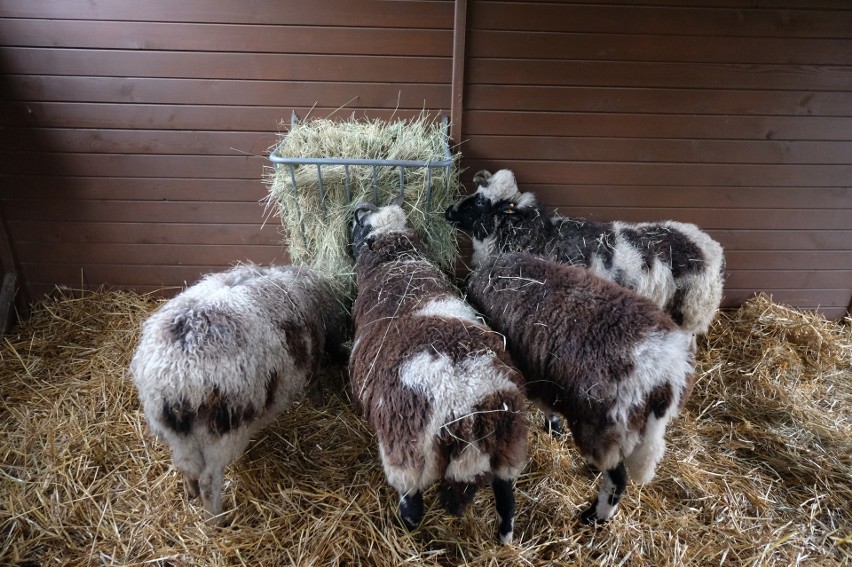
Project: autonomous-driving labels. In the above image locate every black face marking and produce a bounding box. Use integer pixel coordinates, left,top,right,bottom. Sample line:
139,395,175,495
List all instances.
350,216,374,259
445,193,502,240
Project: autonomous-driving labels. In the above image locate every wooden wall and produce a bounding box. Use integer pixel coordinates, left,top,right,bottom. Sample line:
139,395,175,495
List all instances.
0,0,454,298
460,0,852,319
2,0,851,319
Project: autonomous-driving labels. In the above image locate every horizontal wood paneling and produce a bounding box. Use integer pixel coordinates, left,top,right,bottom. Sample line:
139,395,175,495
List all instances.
0,1,453,299
0,0,454,27
461,1,852,317
0,19,452,56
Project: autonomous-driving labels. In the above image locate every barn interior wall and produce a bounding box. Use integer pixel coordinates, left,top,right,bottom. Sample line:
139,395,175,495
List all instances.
459,0,852,319
1,0,850,319
0,0,454,299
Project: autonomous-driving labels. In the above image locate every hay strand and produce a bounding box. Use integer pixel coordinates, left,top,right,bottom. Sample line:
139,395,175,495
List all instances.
1,290,849,565
264,114,461,303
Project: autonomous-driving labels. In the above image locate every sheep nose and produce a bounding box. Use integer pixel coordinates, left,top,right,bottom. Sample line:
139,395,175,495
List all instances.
444,206,456,221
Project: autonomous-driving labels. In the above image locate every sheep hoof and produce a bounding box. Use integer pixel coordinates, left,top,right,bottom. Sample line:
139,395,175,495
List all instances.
544,414,563,437
580,505,607,525
397,491,424,531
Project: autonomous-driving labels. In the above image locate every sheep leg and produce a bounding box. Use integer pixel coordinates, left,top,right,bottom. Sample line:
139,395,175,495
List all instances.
580,461,627,524
199,466,225,526
438,480,479,516
183,473,200,499
544,412,563,437
397,490,424,531
492,476,516,545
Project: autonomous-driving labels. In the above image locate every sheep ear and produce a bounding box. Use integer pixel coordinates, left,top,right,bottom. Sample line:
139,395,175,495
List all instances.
390,195,405,208
473,170,493,186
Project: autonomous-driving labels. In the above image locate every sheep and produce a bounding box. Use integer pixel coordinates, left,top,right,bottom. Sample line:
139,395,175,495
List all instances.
445,168,725,337
129,263,346,525
466,252,696,523
348,200,528,544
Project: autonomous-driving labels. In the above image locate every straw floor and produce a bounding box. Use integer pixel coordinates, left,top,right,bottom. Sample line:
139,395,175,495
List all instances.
1,291,849,566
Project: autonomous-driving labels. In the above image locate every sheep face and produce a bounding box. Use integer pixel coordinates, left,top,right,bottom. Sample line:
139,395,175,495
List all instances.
350,201,408,259
445,169,538,240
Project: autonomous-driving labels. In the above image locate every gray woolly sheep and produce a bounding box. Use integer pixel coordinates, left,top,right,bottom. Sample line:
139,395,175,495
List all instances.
467,252,695,523
349,201,528,544
445,169,725,337
130,263,345,524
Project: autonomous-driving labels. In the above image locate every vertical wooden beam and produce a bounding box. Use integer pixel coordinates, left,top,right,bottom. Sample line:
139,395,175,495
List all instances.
450,0,468,144
0,204,28,332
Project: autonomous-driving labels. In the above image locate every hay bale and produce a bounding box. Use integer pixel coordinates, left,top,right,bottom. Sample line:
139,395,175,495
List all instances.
264,114,461,303
0,290,850,565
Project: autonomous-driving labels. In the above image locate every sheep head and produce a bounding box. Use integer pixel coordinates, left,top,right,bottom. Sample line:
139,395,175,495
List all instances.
444,169,539,239
350,198,409,258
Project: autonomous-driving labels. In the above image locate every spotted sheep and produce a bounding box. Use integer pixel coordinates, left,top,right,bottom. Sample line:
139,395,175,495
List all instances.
445,169,725,337
467,251,696,523
348,200,528,544
129,263,346,524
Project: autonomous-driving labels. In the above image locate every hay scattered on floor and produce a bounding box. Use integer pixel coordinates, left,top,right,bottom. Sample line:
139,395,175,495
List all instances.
1,290,850,566
264,114,461,303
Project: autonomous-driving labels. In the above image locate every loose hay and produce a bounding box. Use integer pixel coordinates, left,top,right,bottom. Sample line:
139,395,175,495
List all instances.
264,114,461,303
1,290,850,566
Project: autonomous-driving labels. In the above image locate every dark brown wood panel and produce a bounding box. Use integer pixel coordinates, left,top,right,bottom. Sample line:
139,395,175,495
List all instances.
3,77,450,109
469,31,852,65
470,2,852,38
16,242,285,266
466,85,852,117
8,221,281,246
0,128,278,156
1,103,444,131
3,200,277,224
2,178,270,201
463,136,852,165
725,270,852,289
464,111,852,141
0,0,454,27
0,19,452,56
21,264,247,292
469,59,852,91
4,49,451,83
722,288,850,308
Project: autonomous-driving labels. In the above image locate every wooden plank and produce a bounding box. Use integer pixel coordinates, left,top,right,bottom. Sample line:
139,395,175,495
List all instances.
0,103,444,131
465,85,852,117
469,59,852,92
2,48,451,83
463,110,852,141
2,178,270,201
724,250,852,271
708,230,852,251
0,272,16,334
724,270,852,289
21,264,251,290
0,153,267,179
461,160,852,187
468,30,852,65
469,2,852,38
0,128,278,156
0,19,452,56
0,1,454,27
7,221,283,246
4,76,451,109
15,242,285,266
461,136,852,165
3,200,272,224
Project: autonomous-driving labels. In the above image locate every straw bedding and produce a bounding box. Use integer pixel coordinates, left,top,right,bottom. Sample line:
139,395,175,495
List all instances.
1,290,850,566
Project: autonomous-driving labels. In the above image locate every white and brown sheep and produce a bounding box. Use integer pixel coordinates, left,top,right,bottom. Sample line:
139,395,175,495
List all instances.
445,169,725,337
349,201,528,544
467,252,695,523
129,263,346,524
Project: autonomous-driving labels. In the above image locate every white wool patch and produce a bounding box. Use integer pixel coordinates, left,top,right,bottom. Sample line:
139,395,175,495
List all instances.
366,205,408,236
471,235,497,268
478,169,520,203
414,297,480,323
396,350,521,490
